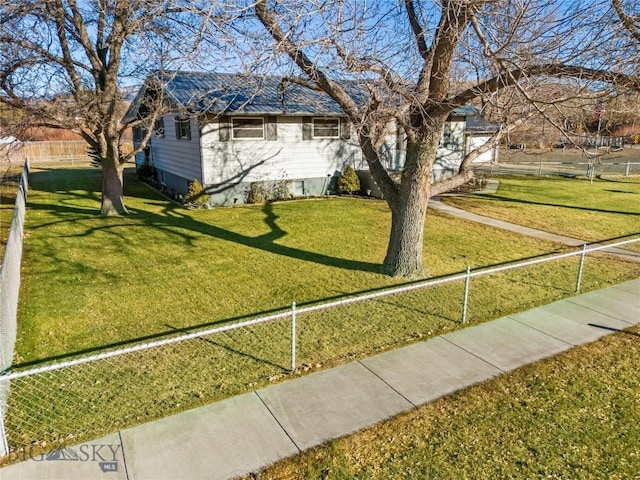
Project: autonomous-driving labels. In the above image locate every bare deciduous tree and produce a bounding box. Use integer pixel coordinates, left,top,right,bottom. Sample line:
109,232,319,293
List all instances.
249,0,640,277
0,0,215,215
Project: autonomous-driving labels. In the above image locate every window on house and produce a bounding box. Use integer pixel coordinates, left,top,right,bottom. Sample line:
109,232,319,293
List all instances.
313,118,340,138
232,118,265,139
154,117,165,138
133,127,147,143
442,123,453,147
175,116,191,140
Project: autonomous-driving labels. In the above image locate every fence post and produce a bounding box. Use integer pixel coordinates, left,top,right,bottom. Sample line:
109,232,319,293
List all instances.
625,161,630,177
0,377,8,458
290,302,296,372
576,244,587,292
462,266,471,323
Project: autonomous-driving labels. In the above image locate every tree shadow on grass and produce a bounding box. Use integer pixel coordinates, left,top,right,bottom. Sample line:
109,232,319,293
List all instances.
26,167,382,274
140,200,381,273
18,169,638,371
478,193,640,217
163,322,290,373
374,297,461,323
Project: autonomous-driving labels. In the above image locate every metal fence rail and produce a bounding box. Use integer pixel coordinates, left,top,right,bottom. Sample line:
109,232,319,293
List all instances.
0,234,637,462
0,161,29,458
478,160,640,178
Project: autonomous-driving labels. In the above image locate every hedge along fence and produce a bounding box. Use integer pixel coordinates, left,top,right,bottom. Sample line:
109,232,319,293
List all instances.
0,160,29,457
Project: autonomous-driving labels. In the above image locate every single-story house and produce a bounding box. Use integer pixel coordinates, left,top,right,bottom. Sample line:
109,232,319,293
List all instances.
125,71,497,206
465,113,500,164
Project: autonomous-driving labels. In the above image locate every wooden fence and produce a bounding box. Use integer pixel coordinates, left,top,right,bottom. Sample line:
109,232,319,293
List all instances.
2,141,134,166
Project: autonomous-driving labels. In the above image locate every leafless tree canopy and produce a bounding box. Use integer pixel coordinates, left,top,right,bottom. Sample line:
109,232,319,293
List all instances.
0,0,219,214
0,0,638,273
243,0,639,276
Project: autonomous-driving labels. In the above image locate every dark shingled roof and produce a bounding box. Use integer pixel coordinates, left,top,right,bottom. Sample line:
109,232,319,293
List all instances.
132,71,480,118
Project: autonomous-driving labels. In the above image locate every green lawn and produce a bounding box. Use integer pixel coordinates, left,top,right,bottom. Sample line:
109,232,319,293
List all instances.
19,167,632,364
442,176,640,245
0,168,23,256
245,175,640,479
251,323,640,479
4,167,639,461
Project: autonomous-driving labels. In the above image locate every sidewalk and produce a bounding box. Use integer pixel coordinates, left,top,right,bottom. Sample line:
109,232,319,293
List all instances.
1,279,638,480
430,181,640,263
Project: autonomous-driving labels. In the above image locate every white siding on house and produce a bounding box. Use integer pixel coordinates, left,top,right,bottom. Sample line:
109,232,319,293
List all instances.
433,117,466,180
136,110,486,204
197,114,472,201
466,134,498,163
200,116,363,187
148,114,202,183
379,129,406,171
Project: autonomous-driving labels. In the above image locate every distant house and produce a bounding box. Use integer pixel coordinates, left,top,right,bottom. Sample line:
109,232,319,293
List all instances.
125,71,497,206
464,113,500,164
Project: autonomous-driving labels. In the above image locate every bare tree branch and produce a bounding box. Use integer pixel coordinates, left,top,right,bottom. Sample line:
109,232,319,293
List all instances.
445,64,640,118
612,0,640,43
254,0,401,203
404,0,430,61
254,0,361,120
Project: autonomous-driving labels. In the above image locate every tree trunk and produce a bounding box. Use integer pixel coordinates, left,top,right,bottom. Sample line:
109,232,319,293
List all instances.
382,136,438,277
383,180,429,277
100,138,127,216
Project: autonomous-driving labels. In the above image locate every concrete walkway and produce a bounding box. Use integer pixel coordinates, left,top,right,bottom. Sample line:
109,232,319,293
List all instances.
431,181,640,262
1,280,638,480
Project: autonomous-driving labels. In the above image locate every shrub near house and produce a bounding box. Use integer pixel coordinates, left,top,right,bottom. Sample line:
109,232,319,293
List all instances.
337,166,361,195
184,179,209,208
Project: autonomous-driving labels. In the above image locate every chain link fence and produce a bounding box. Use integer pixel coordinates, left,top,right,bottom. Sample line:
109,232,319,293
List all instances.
476,159,640,178
0,235,637,464
0,167,23,261
0,161,29,458
2,317,293,460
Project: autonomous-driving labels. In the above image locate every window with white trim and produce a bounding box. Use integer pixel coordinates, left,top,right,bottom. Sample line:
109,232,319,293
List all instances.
232,117,265,139
175,116,191,140
313,118,340,138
